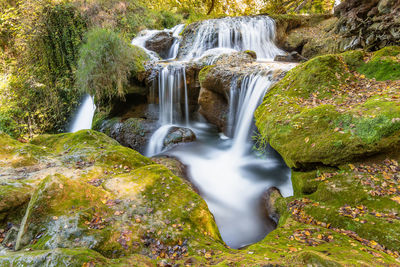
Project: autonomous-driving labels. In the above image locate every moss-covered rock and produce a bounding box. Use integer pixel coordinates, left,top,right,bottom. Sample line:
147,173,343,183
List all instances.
0,248,110,266
95,117,156,154
357,46,400,81
255,48,400,169
2,126,400,265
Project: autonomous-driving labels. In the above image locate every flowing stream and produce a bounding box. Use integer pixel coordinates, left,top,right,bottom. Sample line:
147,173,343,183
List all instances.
133,16,294,248
69,94,96,133
71,15,294,249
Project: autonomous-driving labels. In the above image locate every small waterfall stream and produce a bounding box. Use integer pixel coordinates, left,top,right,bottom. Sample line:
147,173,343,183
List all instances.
69,95,96,133
181,16,284,60
132,15,294,248
68,15,294,249
167,69,293,248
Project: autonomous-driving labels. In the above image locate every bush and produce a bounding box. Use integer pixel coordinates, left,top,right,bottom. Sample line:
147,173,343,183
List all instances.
76,28,148,108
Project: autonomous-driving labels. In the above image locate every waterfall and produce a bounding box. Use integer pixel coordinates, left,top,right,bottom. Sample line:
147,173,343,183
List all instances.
131,24,185,60
181,16,284,60
145,63,189,156
157,64,189,125
167,24,185,60
229,74,272,156
69,95,96,133
134,16,294,249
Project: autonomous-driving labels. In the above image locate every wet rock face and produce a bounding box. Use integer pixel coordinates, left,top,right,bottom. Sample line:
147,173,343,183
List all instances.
197,51,268,133
145,32,175,59
164,127,196,148
97,117,157,154
262,187,282,225
198,88,229,133
334,0,400,50
274,51,307,63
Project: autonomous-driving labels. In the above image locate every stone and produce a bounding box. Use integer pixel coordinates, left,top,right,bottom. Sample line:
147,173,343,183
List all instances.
164,127,196,148
255,49,400,169
274,51,307,62
262,187,282,224
198,88,229,133
145,32,175,59
97,117,157,154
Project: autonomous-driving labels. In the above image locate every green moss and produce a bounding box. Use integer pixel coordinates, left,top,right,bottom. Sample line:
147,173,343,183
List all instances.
255,49,400,168
0,182,32,215
358,60,400,81
198,65,215,85
293,167,400,252
357,46,400,81
269,54,349,99
370,46,400,61
130,45,150,78
244,50,257,59
340,50,365,70
0,248,110,266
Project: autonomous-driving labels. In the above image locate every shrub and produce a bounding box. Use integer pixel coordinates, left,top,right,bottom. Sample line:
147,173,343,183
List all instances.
76,28,146,107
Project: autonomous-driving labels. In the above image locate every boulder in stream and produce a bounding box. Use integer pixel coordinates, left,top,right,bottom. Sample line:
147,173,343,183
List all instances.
145,32,175,59
163,126,196,148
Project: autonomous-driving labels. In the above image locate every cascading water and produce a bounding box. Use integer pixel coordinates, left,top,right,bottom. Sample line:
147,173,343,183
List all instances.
132,15,294,248
131,24,185,60
167,24,186,60
69,94,96,133
145,63,189,156
167,67,293,249
181,16,284,60
230,74,272,156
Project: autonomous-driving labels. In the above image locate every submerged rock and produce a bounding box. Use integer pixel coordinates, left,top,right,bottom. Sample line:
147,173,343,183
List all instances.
164,127,196,148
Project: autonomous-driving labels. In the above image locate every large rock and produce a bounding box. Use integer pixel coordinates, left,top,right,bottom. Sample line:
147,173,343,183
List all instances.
0,130,224,263
255,48,400,169
145,32,175,59
198,52,291,133
198,88,229,133
96,117,157,154
334,0,400,50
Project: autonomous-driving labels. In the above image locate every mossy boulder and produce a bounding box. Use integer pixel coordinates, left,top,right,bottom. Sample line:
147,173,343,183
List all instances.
96,117,156,154
0,248,110,267
15,174,112,251
0,130,226,263
286,151,400,254
255,48,400,169
357,46,400,81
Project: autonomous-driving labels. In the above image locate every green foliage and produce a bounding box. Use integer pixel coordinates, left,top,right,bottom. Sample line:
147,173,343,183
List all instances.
263,0,335,14
0,112,18,137
76,28,148,109
36,3,87,83
0,1,87,137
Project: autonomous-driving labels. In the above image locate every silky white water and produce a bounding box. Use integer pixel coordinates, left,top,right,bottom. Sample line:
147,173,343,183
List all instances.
166,71,294,248
69,95,96,133
133,15,293,248
181,16,284,60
